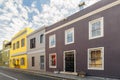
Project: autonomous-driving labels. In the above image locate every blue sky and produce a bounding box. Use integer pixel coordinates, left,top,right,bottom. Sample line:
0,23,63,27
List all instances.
0,0,100,49
23,0,50,11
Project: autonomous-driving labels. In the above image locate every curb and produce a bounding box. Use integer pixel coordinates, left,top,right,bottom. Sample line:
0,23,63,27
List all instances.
1,67,120,80
3,67,74,80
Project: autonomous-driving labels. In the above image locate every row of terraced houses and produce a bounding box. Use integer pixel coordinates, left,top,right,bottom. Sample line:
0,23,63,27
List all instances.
0,0,120,78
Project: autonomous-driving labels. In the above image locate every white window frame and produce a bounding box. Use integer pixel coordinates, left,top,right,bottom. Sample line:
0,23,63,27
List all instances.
49,53,57,68
49,34,56,48
65,28,74,45
88,47,104,70
89,17,104,40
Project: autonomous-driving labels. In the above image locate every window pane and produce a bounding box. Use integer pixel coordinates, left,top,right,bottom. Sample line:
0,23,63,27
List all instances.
13,43,15,50
13,59,16,65
21,58,25,65
40,56,44,69
51,55,56,66
30,38,36,49
66,28,74,44
16,41,19,48
51,37,55,46
49,35,55,47
89,49,102,68
92,31,96,37
40,34,44,43
67,32,73,43
32,57,35,66
21,38,25,47
96,29,101,36
50,54,56,67
91,21,101,37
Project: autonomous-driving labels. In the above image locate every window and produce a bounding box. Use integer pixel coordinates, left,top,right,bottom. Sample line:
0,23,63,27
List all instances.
6,52,8,57
21,58,25,65
16,41,19,49
13,43,15,50
88,47,104,70
7,50,9,57
65,28,74,44
89,17,104,39
40,34,44,43
21,38,25,47
8,50,10,54
13,59,16,65
32,57,35,67
49,34,56,48
30,38,36,49
49,53,57,68
40,56,44,69
16,59,19,65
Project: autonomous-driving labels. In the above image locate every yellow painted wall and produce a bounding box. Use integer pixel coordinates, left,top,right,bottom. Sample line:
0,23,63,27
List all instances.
10,54,27,69
9,27,33,69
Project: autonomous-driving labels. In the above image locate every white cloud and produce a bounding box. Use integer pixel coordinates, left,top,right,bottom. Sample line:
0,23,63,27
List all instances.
31,1,37,8
31,0,100,29
0,0,99,49
0,0,4,5
31,0,80,29
0,0,28,49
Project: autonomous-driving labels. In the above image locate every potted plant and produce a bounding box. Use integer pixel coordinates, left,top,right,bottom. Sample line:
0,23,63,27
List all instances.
54,69,60,74
77,71,86,78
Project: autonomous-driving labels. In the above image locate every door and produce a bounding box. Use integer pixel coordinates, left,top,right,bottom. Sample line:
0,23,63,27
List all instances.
65,51,74,72
40,56,44,70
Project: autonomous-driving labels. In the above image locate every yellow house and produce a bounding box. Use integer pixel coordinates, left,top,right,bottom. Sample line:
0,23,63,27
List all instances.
10,27,33,69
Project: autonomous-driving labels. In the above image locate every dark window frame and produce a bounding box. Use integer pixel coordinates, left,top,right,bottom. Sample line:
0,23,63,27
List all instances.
32,57,35,67
40,34,44,43
16,41,19,49
30,38,36,49
13,43,15,50
21,38,25,47
21,58,25,65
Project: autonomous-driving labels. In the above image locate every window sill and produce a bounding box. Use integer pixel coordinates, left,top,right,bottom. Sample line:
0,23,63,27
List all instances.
49,66,56,68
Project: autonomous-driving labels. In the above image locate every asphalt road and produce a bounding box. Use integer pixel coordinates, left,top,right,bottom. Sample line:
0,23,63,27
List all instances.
0,67,64,80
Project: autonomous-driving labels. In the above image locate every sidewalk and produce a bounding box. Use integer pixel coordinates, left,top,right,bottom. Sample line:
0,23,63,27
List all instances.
2,67,120,80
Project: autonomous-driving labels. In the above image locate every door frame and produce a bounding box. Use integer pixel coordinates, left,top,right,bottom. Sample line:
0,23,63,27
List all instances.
63,50,76,73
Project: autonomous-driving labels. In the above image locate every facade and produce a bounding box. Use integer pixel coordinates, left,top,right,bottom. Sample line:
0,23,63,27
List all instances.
27,27,45,71
10,28,33,69
1,40,11,67
45,0,120,78
0,50,2,66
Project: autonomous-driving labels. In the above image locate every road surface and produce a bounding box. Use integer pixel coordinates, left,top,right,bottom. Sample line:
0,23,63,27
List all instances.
0,67,64,80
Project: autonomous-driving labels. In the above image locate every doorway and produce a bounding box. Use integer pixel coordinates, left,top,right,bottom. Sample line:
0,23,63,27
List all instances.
64,50,76,72
40,55,44,70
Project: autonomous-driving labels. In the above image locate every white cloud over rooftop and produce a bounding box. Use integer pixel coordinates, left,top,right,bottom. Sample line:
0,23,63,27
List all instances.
0,0,99,49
